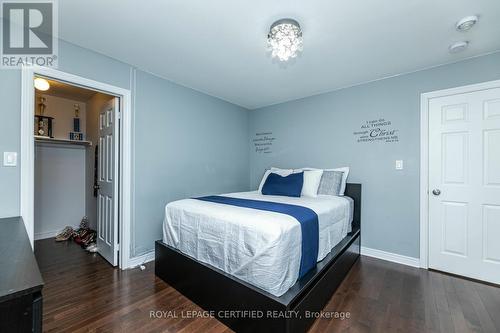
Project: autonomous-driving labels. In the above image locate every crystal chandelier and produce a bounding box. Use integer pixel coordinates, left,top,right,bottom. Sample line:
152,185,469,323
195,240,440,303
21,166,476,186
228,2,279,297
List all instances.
267,19,303,62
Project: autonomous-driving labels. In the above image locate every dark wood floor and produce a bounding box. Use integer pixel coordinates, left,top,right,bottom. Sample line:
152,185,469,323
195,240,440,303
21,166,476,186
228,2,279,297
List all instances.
34,239,500,333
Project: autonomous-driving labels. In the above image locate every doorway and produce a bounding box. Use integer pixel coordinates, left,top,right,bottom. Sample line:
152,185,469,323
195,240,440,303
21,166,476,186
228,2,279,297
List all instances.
21,67,132,269
420,80,500,284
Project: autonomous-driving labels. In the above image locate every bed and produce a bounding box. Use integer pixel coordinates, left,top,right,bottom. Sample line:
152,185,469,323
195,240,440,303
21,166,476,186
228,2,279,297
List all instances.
155,183,361,333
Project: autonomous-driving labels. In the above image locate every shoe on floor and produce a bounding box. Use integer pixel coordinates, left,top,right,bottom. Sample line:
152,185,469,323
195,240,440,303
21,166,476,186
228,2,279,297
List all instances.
55,226,74,242
88,246,99,253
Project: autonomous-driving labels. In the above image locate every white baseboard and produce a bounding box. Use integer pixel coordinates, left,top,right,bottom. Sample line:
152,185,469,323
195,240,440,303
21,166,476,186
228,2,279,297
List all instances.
34,225,80,240
361,246,420,268
125,248,419,270
124,248,420,270
127,250,155,269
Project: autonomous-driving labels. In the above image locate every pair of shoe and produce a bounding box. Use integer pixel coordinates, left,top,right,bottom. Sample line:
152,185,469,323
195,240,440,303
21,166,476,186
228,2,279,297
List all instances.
86,243,98,253
81,230,96,247
55,226,74,242
74,228,94,246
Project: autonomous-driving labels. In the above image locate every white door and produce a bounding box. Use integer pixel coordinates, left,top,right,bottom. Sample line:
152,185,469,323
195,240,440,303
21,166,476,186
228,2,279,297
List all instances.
97,98,119,266
428,87,500,284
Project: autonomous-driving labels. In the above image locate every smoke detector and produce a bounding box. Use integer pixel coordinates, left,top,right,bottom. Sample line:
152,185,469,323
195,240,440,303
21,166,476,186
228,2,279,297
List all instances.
449,41,469,54
456,15,478,32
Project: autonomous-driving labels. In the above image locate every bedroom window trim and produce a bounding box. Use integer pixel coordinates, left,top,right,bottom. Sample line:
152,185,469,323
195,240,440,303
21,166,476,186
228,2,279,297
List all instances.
419,78,500,269
20,66,133,269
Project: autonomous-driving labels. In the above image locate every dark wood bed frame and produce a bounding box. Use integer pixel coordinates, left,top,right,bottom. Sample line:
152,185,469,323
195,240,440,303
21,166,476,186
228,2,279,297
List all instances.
155,183,361,333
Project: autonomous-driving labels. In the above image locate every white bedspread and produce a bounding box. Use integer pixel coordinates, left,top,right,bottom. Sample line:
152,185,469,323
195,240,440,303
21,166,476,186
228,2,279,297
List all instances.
163,191,353,297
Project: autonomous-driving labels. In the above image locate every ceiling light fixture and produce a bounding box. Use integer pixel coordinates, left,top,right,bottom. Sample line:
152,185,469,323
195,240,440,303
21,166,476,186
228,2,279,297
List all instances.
456,15,478,32
34,77,50,91
449,41,469,54
267,18,303,62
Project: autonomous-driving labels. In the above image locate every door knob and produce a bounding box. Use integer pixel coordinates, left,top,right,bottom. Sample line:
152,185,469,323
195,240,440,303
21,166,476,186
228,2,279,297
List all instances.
94,184,100,191
432,189,441,196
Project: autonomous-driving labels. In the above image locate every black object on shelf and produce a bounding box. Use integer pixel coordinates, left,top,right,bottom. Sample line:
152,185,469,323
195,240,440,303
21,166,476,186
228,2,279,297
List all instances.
73,117,80,132
34,115,54,138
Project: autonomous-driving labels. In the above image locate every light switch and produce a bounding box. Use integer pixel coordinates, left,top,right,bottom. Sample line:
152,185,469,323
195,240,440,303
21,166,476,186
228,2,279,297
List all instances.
395,160,403,170
3,152,17,167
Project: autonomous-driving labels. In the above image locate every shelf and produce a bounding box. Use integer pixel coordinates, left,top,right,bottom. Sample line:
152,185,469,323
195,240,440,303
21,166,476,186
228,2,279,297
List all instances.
34,136,92,147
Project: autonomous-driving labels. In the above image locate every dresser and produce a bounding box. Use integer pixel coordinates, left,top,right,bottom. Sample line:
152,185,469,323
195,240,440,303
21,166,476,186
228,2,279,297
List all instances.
0,217,43,333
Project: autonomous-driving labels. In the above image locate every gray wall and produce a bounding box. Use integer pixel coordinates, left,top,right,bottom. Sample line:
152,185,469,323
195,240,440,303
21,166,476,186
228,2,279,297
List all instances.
249,52,500,258
0,40,250,257
132,70,249,255
0,69,22,217
34,144,86,239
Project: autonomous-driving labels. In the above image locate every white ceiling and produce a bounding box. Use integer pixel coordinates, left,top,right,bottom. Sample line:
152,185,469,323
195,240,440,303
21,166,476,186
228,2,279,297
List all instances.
59,0,500,109
37,78,97,101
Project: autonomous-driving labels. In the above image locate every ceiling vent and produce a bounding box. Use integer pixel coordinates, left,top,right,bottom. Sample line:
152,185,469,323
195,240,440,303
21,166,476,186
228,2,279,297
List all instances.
456,15,478,32
449,41,469,53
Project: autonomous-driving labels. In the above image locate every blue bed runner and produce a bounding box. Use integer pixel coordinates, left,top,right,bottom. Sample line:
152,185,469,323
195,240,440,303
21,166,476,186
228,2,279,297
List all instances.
195,196,319,278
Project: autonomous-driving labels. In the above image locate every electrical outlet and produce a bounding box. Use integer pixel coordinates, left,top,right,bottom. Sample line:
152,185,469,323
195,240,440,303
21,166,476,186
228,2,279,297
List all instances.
3,152,17,167
395,160,403,170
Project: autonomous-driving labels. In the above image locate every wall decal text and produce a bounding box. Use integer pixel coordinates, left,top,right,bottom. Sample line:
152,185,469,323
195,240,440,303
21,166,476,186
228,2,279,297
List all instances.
353,118,399,143
253,132,275,153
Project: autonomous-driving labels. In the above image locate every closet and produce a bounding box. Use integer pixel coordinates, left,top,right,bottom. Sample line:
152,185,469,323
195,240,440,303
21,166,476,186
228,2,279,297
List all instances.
33,77,115,261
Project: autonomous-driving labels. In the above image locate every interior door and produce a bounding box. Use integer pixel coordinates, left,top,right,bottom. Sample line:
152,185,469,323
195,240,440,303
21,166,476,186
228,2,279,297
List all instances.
97,98,119,266
428,87,500,284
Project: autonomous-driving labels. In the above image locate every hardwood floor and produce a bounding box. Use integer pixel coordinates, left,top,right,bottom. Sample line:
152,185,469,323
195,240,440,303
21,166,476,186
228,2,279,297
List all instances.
34,239,500,333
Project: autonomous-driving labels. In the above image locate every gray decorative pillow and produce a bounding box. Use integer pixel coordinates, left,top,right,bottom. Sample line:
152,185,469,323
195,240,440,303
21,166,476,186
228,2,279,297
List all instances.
317,171,344,196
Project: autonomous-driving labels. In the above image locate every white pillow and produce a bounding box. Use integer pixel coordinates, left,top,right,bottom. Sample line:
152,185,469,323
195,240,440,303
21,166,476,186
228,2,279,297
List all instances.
258,169,271,192
325,167,350,196
270,167,294,176
301,169,323,197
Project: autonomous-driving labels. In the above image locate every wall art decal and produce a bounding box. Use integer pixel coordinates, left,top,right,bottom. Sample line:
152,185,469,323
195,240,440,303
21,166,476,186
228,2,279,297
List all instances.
253,132,275,153
353,118,399,143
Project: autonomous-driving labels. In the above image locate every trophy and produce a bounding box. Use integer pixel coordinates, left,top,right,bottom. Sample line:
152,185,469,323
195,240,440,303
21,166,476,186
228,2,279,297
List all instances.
69,103,83,141
34,96,54,138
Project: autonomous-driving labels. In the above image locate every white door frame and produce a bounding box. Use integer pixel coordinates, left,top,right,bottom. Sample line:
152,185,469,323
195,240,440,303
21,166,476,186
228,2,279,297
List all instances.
419,79,500,269
21,66,132,269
